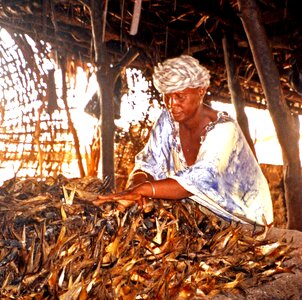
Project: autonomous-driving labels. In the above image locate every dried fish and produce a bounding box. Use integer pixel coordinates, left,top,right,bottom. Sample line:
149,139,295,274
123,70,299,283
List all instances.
62,186,76,205
0,177,296,299
152,217,167,245
0,248,19,267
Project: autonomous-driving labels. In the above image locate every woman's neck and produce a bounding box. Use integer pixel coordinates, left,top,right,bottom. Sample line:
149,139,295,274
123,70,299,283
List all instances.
180,105,216,133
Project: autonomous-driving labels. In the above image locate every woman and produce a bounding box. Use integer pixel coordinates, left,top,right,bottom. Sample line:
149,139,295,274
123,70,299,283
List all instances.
96,55,273,226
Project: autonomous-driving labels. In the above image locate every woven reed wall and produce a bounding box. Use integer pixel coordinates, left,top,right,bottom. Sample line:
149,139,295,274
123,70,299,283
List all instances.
0,32,86,181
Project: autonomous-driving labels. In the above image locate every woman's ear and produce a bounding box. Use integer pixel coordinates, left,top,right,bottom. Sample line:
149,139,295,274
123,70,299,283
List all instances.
198,87,206,97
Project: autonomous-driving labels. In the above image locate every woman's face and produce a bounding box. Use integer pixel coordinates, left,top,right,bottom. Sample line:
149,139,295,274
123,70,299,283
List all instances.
163,87,205,123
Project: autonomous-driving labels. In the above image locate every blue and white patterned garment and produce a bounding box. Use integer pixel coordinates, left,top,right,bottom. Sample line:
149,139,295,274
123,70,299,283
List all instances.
132,108,274,225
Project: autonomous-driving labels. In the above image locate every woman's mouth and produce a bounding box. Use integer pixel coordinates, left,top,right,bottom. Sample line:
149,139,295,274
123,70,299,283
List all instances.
172,110,182,116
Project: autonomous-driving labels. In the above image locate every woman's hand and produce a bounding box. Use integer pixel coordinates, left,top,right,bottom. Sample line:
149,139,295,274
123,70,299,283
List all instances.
93,180,155,209
93,188,144,209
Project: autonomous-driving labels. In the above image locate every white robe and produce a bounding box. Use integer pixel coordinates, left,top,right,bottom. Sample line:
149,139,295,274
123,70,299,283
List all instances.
132,108,274,225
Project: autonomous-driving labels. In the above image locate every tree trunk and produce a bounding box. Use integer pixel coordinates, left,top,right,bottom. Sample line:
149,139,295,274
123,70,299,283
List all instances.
90,0,115,188
222,31,257,158
238,0,302,230
90,0,141,189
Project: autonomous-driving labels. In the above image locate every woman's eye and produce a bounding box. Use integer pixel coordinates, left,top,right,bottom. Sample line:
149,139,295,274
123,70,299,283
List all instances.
177,94,186,100
164,93,187,105
164,96,171,104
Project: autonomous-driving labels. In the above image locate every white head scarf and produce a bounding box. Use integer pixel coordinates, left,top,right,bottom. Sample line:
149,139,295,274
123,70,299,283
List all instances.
152,55,211,94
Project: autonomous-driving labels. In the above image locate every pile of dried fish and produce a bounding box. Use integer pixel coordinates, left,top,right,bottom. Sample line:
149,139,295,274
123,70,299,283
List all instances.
0,176,294,299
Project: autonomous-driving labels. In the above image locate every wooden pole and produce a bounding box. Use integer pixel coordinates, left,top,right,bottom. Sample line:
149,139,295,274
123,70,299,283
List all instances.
222,31,257,158
60,57,86,178
238,0,302,230
90,0,115,188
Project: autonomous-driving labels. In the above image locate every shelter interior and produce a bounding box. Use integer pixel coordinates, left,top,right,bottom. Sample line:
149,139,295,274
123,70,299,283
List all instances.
0,0,301,185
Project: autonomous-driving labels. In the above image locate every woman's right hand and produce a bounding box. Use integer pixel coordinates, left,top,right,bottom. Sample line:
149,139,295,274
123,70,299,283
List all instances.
93,181,154,209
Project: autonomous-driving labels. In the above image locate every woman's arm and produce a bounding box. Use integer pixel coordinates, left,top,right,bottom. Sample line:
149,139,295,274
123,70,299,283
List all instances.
94,178,192,207
133,178,192,199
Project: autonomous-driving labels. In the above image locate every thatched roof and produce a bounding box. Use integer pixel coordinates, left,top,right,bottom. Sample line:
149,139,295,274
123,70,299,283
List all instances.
0,0,302,113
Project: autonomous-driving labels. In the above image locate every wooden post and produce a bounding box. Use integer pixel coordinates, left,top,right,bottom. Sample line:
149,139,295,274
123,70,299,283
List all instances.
238,0,302,230
90,0,115,188
222,31,257,158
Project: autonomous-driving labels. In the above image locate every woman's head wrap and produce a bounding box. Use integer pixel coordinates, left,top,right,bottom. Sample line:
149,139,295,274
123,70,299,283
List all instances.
152,55,210,94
